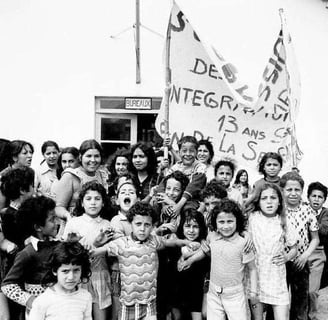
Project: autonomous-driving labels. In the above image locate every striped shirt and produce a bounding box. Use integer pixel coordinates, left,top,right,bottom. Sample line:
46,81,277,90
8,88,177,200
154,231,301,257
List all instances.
201,232,254,288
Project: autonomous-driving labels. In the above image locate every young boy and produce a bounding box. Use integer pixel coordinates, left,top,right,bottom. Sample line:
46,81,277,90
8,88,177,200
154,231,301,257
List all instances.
92,202,191,320
214,160,243,208
280,172,319,320
1,196,59,318
111,173,140,237
152,171,189,235
200,180,228,229
164,136,207,215
307,181,328,320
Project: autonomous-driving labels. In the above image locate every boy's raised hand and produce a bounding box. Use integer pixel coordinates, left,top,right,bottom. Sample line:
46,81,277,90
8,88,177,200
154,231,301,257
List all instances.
93,227,114,248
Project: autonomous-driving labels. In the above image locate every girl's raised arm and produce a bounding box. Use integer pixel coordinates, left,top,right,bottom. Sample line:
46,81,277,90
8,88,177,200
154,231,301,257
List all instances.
55,173,76,220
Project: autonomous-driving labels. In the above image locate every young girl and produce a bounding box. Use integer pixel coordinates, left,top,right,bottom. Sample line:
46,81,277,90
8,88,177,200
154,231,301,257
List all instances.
62,181,113,320
130,142,159,201
246,152,283,208
248,183,297,320
180,199,258,320
58,146,80,173
172,209,209,320
153,171,189,236
35,140,60,199
29,241,92,320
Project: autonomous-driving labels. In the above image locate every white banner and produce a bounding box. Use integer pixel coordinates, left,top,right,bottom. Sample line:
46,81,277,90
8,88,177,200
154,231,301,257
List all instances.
155,3,302,173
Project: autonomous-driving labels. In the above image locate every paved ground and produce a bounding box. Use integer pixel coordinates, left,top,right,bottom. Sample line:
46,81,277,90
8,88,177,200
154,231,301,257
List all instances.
318,287,328,320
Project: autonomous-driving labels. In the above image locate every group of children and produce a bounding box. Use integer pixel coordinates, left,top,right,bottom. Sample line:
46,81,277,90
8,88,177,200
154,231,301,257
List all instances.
0,136,327,320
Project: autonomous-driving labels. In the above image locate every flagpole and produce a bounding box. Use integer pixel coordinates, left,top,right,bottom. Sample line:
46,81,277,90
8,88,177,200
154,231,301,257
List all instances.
163,8,172,159
279,8,297,168
135,0,141,84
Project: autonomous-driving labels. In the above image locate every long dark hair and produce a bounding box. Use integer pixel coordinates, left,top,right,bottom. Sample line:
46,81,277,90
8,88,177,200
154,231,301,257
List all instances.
130,142,157,176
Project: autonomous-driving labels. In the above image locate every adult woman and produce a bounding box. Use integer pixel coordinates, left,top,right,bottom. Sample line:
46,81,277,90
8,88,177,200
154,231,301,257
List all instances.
0,140,34,210
197,139,215,182
35,140,60,198
130,142,158,201
233,169,252,199
55,139,108,223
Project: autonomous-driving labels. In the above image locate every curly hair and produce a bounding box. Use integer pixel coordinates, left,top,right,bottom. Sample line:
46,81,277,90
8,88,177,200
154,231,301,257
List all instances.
42,241,91,286
108,149,131,180
0,166,35,200
127,201,158,225
210,198,245,234
258,152,283,176
177,208,207,241
201,180,228,201
162,170,189,193
73,181,109,217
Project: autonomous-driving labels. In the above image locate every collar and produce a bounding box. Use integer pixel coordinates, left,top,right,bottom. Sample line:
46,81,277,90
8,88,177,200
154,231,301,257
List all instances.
214,232,239,242
117,211,128,221
30,236,57,251
82,213,103,223
39,161,56,175
130,233,149,244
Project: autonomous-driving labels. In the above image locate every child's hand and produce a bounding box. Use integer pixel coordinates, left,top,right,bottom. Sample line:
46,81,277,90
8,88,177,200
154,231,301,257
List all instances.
156,193,174,206
90,246,107,257
177,257,191,272
166,203,182,218
67,232,82,242
188,241,201,251
5,241,18,254
149,186,158,198
156,225,171,236
293,252,309,270
242,231,254,253
272,253,287,266
94,228,114,248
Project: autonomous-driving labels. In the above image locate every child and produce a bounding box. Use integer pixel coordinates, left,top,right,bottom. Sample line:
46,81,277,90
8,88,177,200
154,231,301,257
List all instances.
307,181,328,320
62,181,113,320
153,171,189,235
171,209,209,320
92,202,192,320
1,196,59,318
280,172,319,320
164,136,207,215
180,198,258,320
197,140,215,182
248,183,297,320
29,241,92,320
246,152,283,208
200,180,228,229
214,159,243,208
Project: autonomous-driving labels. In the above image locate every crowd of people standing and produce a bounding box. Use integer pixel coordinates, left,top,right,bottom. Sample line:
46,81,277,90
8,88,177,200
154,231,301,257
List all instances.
0,136,327,320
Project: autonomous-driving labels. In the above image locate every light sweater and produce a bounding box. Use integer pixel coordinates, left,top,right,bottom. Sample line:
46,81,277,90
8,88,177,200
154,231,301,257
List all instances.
29,286,92,320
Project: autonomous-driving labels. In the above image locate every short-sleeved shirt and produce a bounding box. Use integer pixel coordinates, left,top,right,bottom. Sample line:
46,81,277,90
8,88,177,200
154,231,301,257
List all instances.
201,232,254,288
105,234,165,305
286,203,319,255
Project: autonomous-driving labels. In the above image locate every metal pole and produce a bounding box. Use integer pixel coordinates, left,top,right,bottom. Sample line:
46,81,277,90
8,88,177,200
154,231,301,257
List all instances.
135,0,141,84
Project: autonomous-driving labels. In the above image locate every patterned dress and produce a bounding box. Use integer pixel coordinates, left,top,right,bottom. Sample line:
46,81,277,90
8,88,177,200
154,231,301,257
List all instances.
248,211,296,305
